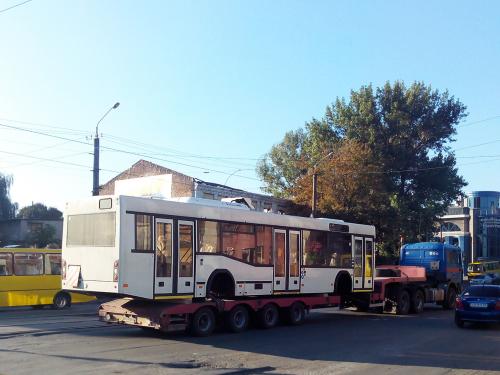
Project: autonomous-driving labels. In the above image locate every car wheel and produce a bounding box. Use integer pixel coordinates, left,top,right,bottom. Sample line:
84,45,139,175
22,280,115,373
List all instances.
443,288,457,310
455,315,465,328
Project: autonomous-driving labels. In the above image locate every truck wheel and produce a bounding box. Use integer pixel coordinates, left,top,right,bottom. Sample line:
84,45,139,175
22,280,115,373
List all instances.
226,305,249,333
396,289,410,315
53,292,71,309
284,302,306,325
190,307,216,337
443,288,457,310
410,290,425,314
257,304,279,329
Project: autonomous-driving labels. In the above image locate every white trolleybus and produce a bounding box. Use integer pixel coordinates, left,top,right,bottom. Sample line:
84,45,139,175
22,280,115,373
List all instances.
62,195,376,335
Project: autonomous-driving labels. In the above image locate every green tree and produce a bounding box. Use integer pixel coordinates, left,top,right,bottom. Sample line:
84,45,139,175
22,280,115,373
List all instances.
26,224,57,248
0,173,17,220
258,81,467,258
17,203,62,220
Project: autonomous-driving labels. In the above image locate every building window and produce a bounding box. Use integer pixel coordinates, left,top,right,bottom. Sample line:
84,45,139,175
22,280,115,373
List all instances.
135,214,152,250
474,197,480,208
29,222,43,232
441,222,461,232
203,192,215,200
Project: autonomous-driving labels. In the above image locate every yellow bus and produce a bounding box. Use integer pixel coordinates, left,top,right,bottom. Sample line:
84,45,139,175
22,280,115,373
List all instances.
467,259,500,278
0,248,95,308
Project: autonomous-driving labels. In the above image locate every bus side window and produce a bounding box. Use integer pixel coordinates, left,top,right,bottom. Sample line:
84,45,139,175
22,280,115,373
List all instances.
14,253,43,275
45,254,62,275
0,253,13,276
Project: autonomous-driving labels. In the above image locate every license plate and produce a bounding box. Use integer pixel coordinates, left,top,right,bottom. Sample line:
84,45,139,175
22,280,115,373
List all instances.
470,303,488,308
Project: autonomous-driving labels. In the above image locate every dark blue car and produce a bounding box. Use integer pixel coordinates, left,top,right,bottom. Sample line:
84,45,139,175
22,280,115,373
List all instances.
455,285,500,327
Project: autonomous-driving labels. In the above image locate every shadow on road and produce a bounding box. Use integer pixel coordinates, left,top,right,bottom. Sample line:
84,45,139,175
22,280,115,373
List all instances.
63,308,500,372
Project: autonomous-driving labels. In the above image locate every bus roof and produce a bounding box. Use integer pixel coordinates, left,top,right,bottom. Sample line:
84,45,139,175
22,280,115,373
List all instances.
0,248,61,254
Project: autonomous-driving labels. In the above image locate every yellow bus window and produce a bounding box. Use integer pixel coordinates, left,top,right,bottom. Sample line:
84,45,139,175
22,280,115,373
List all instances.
0,253,13,276
45,254,62,275
14,253,43,275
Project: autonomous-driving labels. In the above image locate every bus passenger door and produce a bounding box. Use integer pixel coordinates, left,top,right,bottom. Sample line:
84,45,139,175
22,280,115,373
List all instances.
352,237,364,290
177,221,195,294
273,229,286,292
155,219,173,294
364,238,374,290
288,231,300,291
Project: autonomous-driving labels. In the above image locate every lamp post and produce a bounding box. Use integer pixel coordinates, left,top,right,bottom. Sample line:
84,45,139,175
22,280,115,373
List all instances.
223,168,252,186
92,102,120,196
310,151,334,218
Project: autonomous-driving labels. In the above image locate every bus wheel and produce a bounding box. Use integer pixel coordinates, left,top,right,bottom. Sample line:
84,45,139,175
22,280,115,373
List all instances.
53,292,71,309
190,307,216,337
226,305,249,333
257,304,279,329
410,290,425,314
396,289,410,315
284,302,306,325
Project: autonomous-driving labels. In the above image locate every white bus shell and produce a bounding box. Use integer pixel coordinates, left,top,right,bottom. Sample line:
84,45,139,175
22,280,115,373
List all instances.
62,195,375,300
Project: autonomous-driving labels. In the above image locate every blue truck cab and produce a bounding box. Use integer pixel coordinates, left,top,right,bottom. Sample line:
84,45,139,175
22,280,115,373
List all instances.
400,242,463,291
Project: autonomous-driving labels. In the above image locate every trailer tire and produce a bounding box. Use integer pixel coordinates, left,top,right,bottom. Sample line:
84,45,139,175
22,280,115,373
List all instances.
284,302,306,326
190,307,216,337
226,305,249,333
396,289,410,315
410,290,425,314
443,287,457,310
257,304,279,329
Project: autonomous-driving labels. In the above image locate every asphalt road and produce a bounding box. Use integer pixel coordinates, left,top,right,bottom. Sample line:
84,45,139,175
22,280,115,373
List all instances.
0,301,499,374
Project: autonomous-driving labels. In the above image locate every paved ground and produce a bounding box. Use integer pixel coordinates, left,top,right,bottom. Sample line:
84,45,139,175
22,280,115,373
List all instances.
0,301,499,374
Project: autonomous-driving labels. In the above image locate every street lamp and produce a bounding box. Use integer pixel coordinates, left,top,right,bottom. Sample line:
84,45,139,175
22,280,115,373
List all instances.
92,102,120,196
224,168,253,186
310,151,334,218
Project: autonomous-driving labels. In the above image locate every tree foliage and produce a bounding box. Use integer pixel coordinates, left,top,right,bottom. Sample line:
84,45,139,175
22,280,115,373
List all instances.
0,173,17,220
26,224,57,248
17,203,62,220
257,81,467,257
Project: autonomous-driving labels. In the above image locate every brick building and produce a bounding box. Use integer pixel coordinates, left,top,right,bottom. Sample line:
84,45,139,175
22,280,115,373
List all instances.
99,159,290,214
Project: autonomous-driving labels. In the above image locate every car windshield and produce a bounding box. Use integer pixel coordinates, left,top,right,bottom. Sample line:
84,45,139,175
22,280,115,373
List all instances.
464,286,500,297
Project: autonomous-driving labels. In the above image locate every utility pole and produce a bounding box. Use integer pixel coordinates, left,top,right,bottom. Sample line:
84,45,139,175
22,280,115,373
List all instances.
92,102,120,196
310,151,334,218
311,172,318,218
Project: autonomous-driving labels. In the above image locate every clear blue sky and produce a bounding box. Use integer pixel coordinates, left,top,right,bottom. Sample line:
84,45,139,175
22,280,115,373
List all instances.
1,0,499,211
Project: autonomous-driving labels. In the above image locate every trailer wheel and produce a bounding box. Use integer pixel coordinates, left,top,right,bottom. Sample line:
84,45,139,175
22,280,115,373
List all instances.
396,289,410,315
257,304,279,329
410,290,425,314
190,307,216,337
443,287,457,310
284,302,306,325
226,305,249,333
